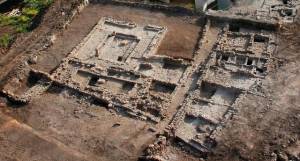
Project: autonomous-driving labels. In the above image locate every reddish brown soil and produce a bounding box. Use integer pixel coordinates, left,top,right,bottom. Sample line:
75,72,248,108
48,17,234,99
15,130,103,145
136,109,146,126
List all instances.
34,3,201,73
0,0,83,83
1,90,158,161
0,1,299,161
206,21,300,161
0,2,203,161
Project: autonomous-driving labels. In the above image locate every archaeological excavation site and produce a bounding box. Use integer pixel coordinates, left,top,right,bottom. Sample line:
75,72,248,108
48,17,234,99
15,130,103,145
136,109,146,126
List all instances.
0,0,299,160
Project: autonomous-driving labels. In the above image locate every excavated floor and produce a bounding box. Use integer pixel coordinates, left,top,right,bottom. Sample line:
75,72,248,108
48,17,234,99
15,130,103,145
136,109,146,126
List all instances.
34,3,202,75
0,3,205,161
0,1,299,161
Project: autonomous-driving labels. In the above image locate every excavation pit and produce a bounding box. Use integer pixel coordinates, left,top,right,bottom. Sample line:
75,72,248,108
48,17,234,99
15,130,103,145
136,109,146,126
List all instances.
150,80,177,94
0,0,289,161
43,13,200,124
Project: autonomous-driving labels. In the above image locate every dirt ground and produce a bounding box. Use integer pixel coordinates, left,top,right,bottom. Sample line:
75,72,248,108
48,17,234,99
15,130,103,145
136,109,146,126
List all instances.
0,1,299,161
34,3,202,74
206,20,300,161
0,0,83,84
1,89,159,161
0,2,204,161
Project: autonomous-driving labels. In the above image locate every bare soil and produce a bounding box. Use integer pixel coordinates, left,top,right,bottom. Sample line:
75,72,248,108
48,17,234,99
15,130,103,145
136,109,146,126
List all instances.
0,1,299,161
1,90,157,161
34,3,202,74
0,2,203,161
206,20,300,161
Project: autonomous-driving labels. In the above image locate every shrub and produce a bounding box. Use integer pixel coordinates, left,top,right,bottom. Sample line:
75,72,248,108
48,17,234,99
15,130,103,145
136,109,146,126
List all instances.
0,0,53,48
0,0,53,32
22,7,39,17
24,0,53,10
0,34,14,48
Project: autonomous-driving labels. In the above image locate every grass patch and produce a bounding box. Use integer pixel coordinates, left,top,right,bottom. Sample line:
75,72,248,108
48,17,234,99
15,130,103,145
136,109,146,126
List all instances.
0,0,53,50
0,0,53,33
0,34,14,48
170,0,195,10
181,2,195,10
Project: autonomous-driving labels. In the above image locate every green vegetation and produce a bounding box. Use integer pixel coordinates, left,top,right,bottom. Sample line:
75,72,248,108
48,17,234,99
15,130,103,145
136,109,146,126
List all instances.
0,0,53,33
0,34,14,48
170,0,195,10
181,2,195,10
0,0,53,50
